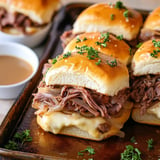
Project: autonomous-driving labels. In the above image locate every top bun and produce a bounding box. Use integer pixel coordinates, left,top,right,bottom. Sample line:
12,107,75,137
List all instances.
63,32,131,65
0,0,60,24
143,7,160,31
132,39,160,75
45,54,129,96
73,2,142,41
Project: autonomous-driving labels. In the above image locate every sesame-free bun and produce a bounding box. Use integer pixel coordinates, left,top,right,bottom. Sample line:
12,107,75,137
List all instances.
143,7,160,31
132,39,160,75
0,0,60,24
45,54,129,96
132,102,160,125
36,101,133,141
73,3,143,41
64,32,131,65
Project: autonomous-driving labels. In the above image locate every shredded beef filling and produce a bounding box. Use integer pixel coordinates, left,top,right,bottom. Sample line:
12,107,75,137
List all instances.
33,84,129,119
130,74,160,114
0,7,46,34
139,28,160,42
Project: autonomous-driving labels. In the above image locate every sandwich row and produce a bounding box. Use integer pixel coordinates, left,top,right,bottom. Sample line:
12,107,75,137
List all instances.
32,1,160,141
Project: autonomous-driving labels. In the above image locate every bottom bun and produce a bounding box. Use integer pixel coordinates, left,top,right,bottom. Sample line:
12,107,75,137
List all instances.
36,101,132,141
132,102,160,125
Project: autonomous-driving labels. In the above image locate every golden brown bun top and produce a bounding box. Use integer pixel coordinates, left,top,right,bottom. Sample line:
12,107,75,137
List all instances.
0,0,60,24
45,54,129,96
143,7,160,31
132,39,160,75
73,3,143,40
64,32,131,65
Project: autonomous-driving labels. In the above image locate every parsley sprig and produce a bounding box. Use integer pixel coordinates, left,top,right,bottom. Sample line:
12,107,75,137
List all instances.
5,130,32,150
136,42,143,48
95,32,110,47
76,37,87,43
116,35,123,40
110,14,115,20
63,52,71,59
75,45,99,60
130,136,136,144
78,146,95,156
150,39,160,58
114,1,126,9
152,39,160,48
147,138,154,150
106,59,117,67
150,49,160,58
121,145,142,160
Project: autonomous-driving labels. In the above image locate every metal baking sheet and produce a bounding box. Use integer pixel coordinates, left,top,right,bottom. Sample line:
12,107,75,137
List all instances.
0,3,159,160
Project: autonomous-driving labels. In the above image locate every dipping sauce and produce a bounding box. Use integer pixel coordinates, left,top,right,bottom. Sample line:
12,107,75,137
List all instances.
0,55,33,85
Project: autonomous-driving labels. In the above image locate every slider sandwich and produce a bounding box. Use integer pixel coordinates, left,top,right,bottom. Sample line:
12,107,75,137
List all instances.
140,7,160,42
0,0,60,35
61,1,143,47
131,39,160,125
63,32,131,65
32,49,133,141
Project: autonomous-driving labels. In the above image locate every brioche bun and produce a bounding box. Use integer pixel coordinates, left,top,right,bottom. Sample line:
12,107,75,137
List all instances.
45,54,129,96
0,0,60,24
132,102,160,125
132,39,160,75
143,7,160,31
73,3,142,41
64,32,131,65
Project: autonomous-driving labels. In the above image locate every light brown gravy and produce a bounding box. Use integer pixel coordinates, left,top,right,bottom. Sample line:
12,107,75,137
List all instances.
0,55,33,85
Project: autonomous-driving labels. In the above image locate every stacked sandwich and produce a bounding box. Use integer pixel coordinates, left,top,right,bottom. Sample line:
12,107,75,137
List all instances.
32,1,160,141
0,0,60,35
130,7,160,125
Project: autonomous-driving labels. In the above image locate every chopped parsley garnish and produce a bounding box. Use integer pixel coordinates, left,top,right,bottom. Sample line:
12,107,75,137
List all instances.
86,47,99,60
123,10,133,20
130,136,136,143
110,14,115,20
96,41,107,47
114,1,126,9
150,49,160,58
75,45,99,60
96,32,110,47
123,10,129,18
95,59,101,65
121,145,142,160
150,39,160,58
106,59,117,67
52,58,57,64
147,138,154,150
63,52,71,58
136,42,143,48
152,39,160,48
4,130,32,150
75,45,88,54
78,146,95,156
129,48,132,56
116,35,123,40
4,140,18,150
76,37,87,43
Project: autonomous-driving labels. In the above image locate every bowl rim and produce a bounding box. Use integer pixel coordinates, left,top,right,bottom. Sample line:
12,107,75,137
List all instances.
0,41,39,88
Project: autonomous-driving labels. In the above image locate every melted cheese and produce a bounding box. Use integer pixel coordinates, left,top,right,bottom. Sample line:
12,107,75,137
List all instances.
37,111,127,139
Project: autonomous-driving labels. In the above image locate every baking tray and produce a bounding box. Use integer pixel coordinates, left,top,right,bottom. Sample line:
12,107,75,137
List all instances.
0,3,160,160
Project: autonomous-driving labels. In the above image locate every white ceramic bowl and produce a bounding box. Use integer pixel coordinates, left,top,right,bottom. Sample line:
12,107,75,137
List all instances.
0,23,51,48
0,42,39,99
